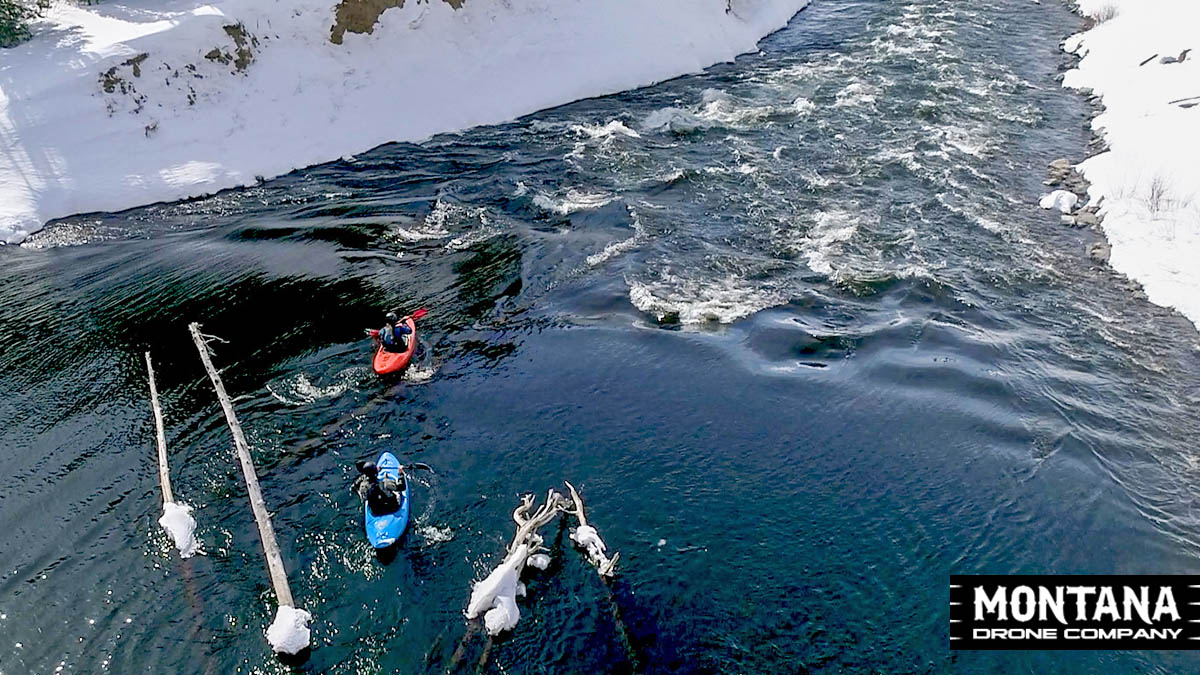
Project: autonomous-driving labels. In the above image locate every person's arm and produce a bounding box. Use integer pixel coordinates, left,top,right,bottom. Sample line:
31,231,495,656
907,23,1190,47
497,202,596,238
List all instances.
397,323,412,335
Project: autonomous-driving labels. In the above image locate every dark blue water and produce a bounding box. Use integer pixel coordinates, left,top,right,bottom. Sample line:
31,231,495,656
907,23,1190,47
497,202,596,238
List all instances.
3,0,1200,672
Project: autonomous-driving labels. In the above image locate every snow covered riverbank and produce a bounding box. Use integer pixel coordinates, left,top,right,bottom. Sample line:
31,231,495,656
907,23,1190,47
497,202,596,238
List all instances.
0,0,809,243
1062,0,1200,330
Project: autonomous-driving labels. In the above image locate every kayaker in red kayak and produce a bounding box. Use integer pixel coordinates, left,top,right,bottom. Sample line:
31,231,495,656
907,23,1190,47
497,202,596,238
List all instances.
367,312,412,353
367,308,426,376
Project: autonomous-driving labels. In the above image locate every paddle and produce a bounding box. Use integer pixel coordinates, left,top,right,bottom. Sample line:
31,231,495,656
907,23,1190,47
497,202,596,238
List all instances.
386,307,428,321
356,460,433,475
364,308,429,337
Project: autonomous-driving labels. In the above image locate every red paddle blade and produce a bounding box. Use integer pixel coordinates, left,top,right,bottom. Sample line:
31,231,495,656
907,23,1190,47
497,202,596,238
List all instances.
410,308,429,320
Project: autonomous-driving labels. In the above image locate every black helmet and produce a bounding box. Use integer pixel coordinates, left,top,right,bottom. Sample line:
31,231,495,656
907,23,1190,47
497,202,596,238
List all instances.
385,312,399,324
357,460,378,477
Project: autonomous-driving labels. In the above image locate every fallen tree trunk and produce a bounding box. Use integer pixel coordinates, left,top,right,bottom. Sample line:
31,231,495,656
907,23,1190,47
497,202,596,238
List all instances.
187,323,311,654
146,351,200,559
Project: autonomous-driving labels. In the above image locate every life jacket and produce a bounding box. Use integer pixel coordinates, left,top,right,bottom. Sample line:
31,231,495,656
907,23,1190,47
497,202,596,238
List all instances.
367,479,401,516
380,324,404,351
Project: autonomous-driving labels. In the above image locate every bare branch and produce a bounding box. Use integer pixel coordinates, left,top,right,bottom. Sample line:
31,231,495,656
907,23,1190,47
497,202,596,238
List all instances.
564,480,588,527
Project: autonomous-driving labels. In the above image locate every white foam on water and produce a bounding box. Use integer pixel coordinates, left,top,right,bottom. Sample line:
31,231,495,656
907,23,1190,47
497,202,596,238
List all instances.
587,207,647,268
833,82,880,108
531,188,617,216
390,200,462,242
628,272,785,325
797,209,860,277
799,169,832,189
570,120,642,140
445,227,498,251
403,363,438,383
418,524,454,545
641,107,710,135
938,124,991,159
642,87,791,135
409,200,496,251
936,192,1006,235
267,370,365,406
874,146,924,174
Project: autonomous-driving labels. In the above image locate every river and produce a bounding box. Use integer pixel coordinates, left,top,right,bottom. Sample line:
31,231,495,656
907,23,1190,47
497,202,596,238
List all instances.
2,0,1200,672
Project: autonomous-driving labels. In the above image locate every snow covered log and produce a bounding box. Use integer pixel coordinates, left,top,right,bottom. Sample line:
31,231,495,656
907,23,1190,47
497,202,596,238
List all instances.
1039,189,1079,214
188,324,311,654
145,351,200,559
266,605,313,655
465,490,563,635
564,481,619,577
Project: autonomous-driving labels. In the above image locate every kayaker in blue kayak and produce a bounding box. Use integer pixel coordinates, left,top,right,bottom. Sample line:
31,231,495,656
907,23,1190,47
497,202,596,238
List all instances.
367,312,411,353
354,460,404,516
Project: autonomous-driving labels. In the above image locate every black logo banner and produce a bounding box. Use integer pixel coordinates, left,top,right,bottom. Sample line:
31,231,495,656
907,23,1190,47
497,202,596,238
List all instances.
950,575,1200,650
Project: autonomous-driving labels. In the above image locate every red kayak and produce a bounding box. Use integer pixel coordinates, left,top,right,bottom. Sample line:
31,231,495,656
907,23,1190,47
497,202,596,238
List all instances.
372,317,418,375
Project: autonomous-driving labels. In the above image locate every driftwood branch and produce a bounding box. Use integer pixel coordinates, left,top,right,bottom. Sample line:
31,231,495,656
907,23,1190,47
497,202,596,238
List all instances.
564,481,619,577
465,490,565,636
510,489,563,555
456,482,633,669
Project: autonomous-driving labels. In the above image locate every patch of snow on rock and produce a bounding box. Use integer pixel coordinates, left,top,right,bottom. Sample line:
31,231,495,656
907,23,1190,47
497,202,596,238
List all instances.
1039,190,1079,213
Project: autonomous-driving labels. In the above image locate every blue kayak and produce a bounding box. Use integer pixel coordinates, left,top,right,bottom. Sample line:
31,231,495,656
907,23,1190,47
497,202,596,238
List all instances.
365,452,410,549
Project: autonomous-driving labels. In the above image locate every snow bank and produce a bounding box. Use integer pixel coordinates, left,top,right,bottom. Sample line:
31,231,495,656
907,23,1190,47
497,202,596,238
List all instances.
157,501,199,558
266,605,312,654
1062,1,1200,329
0,0,809,242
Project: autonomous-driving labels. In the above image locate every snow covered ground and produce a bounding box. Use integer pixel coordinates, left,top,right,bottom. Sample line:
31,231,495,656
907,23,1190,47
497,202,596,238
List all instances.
1063,0,1200,330
0,0,809,243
